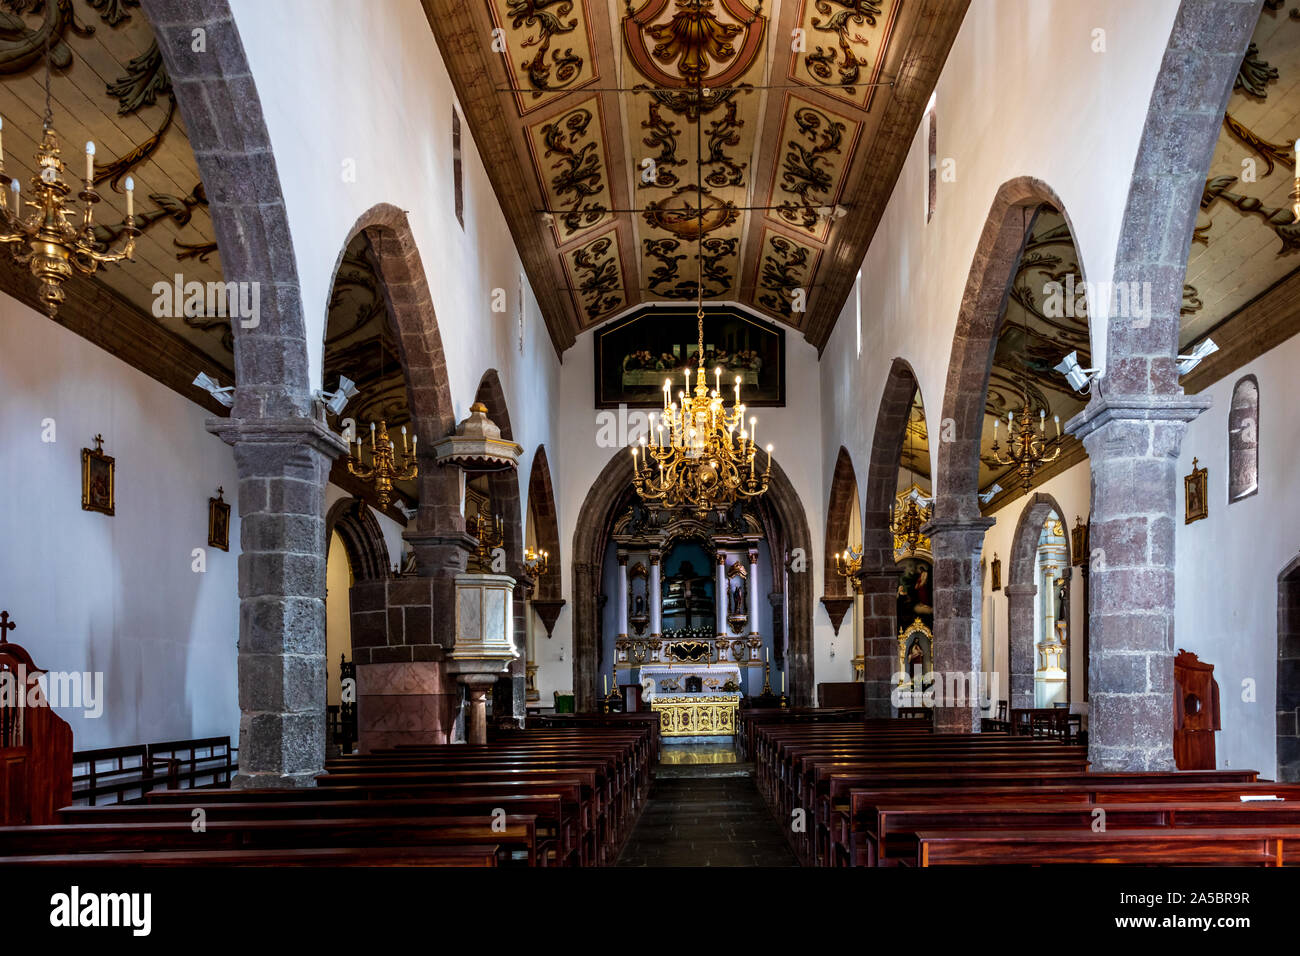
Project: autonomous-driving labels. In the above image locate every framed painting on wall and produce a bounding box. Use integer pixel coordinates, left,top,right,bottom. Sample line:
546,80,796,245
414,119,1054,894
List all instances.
1184,457,1208,524
594,304,785,408
81,435,114,516
208,487,231,552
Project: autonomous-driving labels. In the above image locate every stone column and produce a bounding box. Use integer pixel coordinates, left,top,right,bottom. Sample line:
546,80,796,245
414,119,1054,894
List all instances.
715,551,727,638
925,515,995,733
859,566,898,717
1068,388,1208,771
748,549,760,637
649,552,662,640
207,415,346,788
616,554,629,640
1004,582,1038,711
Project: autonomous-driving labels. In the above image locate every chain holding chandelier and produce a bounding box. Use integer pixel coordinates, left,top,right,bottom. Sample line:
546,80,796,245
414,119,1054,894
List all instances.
0,39,138,318
346,420,417,510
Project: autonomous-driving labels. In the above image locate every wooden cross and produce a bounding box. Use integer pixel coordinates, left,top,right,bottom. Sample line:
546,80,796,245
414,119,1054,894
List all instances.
92,434,105,452
0,611,14,644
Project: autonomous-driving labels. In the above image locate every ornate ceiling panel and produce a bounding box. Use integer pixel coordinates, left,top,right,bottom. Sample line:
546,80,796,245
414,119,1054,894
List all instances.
426,0,969,352
1185,3,1300,350
0,0,227,371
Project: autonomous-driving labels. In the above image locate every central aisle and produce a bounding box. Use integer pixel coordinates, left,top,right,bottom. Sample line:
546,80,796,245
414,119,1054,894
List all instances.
616,743,798,867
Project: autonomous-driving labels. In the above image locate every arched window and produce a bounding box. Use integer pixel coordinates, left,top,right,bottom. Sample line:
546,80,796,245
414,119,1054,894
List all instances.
452,107,465,229
1228,375,1259,502
925,92,937,223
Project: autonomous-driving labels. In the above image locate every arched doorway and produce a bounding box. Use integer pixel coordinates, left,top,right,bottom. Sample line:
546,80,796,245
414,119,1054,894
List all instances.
1280,556,1300,782
861,360,933,717
1006,493,1073,711
524,448,564,706
571,450,814,711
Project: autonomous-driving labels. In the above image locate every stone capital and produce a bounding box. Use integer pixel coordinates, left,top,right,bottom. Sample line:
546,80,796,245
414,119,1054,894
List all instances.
206,413,348,459
1003,583,1037,598
1065,382,1212,444
922,515,995,540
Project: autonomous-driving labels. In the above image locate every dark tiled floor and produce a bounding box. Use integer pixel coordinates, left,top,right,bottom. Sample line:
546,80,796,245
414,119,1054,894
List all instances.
617,749,797,867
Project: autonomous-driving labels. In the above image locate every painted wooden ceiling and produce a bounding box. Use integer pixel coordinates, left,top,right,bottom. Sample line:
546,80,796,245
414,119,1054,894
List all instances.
0,0,227,370
1186,2,1300,350
428,0,968,352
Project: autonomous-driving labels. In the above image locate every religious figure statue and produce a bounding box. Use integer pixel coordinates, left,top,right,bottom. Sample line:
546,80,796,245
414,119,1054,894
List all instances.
1054,576,1069,642
727,578,747,619
663,560,713,629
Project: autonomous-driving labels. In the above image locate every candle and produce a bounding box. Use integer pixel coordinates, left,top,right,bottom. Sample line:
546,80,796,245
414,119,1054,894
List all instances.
604,675,608,694
1054,415,1061,438
765,647,769,663
781,670,785,693
85,141,94,184
125,176,134,218
714,366,721,395
0,115,5,163
735,376,741,404
370,421,376,448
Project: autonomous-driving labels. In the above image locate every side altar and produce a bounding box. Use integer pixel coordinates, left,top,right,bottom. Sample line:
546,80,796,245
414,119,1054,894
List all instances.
640,663,742,739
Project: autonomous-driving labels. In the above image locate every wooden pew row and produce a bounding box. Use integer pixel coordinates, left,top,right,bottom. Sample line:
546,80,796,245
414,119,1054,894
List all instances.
915,826,1300,866
60,793,576,866
837,780,1300,867
0,814,543,865
868,799,1300,866
0,844,504,867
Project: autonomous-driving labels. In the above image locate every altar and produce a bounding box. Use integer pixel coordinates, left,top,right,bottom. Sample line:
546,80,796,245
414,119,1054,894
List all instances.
640,663,742,740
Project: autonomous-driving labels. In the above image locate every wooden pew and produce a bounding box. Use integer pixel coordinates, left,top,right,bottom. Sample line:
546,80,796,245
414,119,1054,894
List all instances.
915,826,1300,866
0,844,504,867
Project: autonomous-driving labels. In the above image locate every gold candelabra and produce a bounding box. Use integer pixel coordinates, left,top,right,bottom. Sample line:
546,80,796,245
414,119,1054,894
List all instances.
990,404,1061,492
468,510,504,573
345,420,417,510
630,309,772,516
521,545,550,583
0,111,138,318
833,545,863,592
890,491,932,558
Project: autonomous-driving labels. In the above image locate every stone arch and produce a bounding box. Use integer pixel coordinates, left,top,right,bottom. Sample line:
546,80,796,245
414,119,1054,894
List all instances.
142,0,311,417
1005,492,1071,710
329,203,461,537
571,450,815,711
859,358,925,716
1068,0,1258,771
1279,554,1300,782
929,178,1074,732
824,447,861,600
325,498,390,582
525,446,563,602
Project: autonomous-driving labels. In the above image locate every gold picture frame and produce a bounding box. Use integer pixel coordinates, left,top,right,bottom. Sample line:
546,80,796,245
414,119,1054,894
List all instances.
208,486,231,552
80,434,114,516
1184,457,1208,524
896,618,934,690
1071,515,1089,567
990,552,1002,592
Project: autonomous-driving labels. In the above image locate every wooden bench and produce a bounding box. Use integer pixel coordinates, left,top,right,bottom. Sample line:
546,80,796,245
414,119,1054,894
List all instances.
915,826,1298,866
0,844,504,867
71,745,171,806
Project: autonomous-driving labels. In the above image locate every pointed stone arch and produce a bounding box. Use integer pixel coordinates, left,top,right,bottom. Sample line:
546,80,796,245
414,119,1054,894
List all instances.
525,446,563,603
325,498,391,582
571,450,814,711
823,447,861,601
1006,492,1071,710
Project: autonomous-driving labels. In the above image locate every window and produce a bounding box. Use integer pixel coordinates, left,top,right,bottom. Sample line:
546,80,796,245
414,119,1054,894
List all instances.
1227,374,1259,501
925,92,937,223
855,270,862,358
452,107,464,229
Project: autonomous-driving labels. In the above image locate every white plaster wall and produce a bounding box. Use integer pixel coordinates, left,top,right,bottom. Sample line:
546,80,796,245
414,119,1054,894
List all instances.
1175,334,1300,779
0,293,242,749
229,0,563,541
820,0,1179,518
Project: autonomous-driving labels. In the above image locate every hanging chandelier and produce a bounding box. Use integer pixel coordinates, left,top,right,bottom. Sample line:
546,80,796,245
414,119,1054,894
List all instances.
346,419,417,510
0,43,138,317
631,308,772,515
991,297,1062,492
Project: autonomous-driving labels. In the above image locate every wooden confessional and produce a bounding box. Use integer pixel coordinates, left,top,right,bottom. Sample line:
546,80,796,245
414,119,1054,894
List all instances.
0,614,73,824
1173,648,1221,771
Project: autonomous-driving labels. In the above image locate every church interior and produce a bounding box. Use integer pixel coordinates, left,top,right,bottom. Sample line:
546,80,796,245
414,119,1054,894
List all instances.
2,0,1300,898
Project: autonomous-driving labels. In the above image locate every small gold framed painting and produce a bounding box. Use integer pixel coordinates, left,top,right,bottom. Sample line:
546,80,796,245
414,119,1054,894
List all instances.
990,553,1002,592
208,487,231,552
81,435,115,516
1184,457,1208,524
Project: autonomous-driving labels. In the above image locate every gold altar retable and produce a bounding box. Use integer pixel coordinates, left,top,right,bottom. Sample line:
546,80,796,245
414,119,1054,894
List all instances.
651,695,739,737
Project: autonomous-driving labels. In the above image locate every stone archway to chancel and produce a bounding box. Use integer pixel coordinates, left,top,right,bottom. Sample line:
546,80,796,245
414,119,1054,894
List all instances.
571,449,815,713
1005,494,1073,712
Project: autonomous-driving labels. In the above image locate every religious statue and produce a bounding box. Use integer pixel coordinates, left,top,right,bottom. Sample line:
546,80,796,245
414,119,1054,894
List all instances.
1054,576,1069,642
727,577,747,619
663,560,713,629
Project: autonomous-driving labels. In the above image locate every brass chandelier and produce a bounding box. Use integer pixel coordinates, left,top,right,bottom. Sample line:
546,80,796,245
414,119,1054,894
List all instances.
631,308,772,516
991,303,1061,492
0,44,138,318
346,420,417,510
